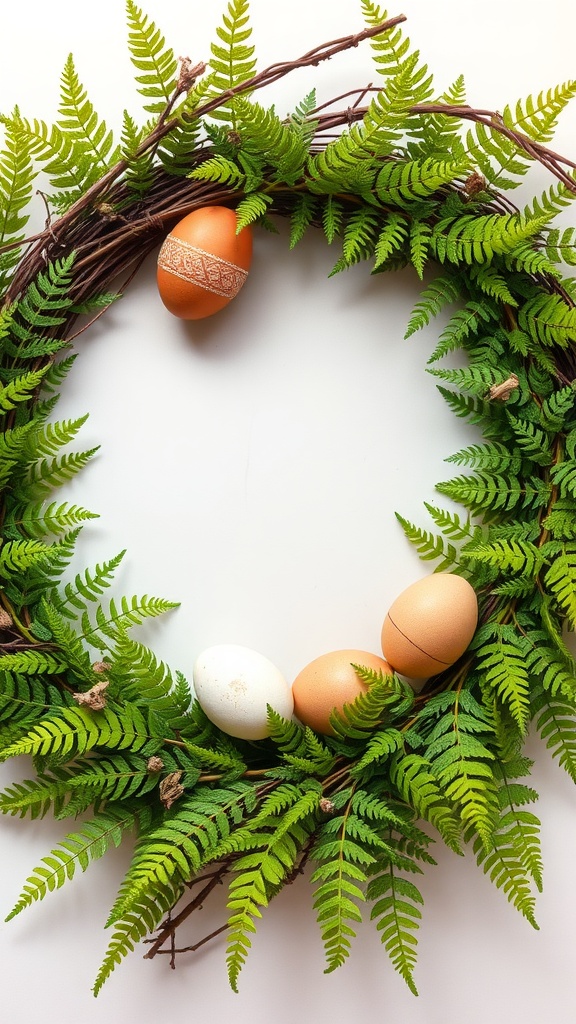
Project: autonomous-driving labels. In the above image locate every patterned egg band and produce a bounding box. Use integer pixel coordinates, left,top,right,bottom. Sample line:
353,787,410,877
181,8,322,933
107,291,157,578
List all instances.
158,234,249,298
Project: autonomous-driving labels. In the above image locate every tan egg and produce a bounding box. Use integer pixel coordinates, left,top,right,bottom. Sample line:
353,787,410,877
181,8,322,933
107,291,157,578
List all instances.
381,573,478,680
292,649,394,735
157,206,252,319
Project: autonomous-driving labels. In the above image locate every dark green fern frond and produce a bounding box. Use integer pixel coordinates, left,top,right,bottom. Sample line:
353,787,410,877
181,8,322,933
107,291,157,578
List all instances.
412,689,499,848
109,633,191,731
367,868,423,995
106,782,258,930
120,111,155,195
475,629,532,732
390,752,462,852
544,544,576,626
531,686,576,782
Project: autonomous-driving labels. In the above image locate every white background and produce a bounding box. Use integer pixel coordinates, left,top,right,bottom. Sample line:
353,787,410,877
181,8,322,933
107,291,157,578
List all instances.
1,1,576,1021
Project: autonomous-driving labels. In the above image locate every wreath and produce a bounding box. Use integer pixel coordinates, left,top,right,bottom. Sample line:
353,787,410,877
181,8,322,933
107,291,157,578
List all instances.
1,0,576,998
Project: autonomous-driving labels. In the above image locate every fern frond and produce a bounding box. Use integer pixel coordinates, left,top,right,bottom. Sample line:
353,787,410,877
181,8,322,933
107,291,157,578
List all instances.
390,752,462,851
372,211,409,268
395,512,459,571
0,366,51,415
6,804,146,920
404,272,459,338
6,499,98,540
93,877,179,996
0,111,38,291
209,0,256,127
126,0,178,114
475,631,531,731
431,212,544,265
0,703,153,766
532,687,576,782
413,690,499,848
54,550,126,618
120,111,155,195
519,293,576,350
436,471,549,519
544,544,576,625
368,870,422,995
329,668,414,741
466,82,576,190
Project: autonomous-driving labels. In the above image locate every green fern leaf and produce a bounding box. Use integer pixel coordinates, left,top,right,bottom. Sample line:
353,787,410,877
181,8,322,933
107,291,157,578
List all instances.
466,82,576,191
476,632,531,731
389,752,462,852
404,272,459,338
321,196,344,245
544,544,576,625
368,871,422,995
6,804,145,920
93,877,179,995
0,111,38,290
54,550,126,618
0,366,51,414
209,0,256,126
519,293,576,350
431,212,544,265
414,690,499,848
395,512,459,571
7,500,98,540
0,648,67,675
532,687,576,781
126,0,178,114
373,212,409,268
120,111,155,194
0,539,50,578
0,704,153,765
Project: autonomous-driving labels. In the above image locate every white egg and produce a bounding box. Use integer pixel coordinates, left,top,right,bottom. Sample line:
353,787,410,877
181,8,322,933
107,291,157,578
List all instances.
192,644,294,740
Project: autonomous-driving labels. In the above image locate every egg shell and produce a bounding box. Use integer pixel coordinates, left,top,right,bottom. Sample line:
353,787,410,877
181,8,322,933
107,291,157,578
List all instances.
292,649,394,735
193,644,293,740
157,206,253,320
381,573,478,680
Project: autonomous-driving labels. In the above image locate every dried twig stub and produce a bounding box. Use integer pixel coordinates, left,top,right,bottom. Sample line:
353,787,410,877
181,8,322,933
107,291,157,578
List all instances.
487,373,520,401
72,679,110,711
159,771,184,809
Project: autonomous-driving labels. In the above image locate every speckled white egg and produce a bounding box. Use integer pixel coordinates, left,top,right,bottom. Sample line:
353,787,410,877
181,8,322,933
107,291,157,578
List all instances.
192,644,293,740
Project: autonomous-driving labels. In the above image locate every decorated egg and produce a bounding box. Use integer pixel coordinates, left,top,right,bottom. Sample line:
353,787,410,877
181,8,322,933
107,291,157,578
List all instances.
381,573,478,680
292,649,394,735
157,206,252,319
192,644,293,740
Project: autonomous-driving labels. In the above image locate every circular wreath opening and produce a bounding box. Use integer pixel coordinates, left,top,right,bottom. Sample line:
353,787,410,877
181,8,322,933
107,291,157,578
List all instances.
0,0,575,999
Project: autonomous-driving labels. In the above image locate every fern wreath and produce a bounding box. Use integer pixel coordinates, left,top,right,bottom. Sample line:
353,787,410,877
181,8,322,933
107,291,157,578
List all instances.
1,0,576,1000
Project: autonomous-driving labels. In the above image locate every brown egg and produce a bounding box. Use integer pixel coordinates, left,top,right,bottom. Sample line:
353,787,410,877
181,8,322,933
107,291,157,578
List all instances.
157,206,252,319
292,649,394,735
381,573,478,680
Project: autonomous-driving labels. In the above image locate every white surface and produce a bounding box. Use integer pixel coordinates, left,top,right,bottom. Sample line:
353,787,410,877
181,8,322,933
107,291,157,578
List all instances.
1,1,576,1021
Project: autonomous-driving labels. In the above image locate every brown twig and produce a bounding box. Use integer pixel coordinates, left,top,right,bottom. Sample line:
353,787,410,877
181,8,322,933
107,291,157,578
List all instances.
143,860,231,961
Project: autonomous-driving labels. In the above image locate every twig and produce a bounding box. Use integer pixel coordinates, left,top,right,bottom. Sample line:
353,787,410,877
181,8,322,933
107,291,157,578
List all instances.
143,861,230,960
